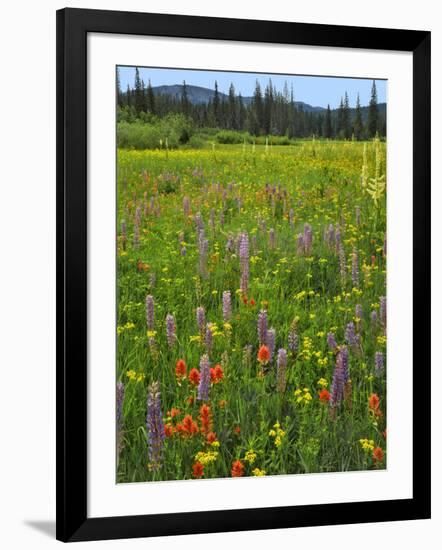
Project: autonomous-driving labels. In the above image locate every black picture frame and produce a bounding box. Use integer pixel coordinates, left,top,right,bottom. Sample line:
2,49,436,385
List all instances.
56,7,431,542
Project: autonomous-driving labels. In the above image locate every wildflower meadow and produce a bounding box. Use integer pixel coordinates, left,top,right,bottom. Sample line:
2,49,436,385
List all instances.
116,136,387,483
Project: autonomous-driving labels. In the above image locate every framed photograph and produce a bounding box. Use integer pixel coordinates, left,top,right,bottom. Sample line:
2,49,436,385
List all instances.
56,8,431,542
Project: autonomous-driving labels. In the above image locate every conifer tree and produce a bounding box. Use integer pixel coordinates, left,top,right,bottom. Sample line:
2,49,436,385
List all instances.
367,80,379,138
323,104,332,138
353,93,363,140
134,67,144,114
212,81,220,127
343,92,351,139
146,79,155,114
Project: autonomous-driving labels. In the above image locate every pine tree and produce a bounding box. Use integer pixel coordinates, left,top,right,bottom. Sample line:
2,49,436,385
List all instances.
116,67,123,107
337,97,344,138
353,93,363,140
252,80,263,135
228,83,237,129
181,80,190,116
238,94,246,130
342,92,351,139
263,79,273,135
134,67,144,114
367,80,379,138
212,81,220,127
146,79,155,114
323,104,332,138
126,84,132,107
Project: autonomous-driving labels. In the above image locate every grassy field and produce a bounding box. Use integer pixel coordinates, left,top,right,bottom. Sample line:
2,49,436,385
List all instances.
116,140,387,483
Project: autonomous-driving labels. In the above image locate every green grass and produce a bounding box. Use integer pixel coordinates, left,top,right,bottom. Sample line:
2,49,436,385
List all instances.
116,139,387,483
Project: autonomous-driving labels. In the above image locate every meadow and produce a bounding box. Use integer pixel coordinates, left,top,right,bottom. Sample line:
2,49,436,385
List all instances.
116,139,387,483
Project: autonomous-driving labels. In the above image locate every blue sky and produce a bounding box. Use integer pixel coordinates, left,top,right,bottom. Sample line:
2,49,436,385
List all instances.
118,66,386,109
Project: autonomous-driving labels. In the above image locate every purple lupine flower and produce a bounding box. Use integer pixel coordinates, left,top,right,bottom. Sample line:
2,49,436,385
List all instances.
146,295,154,331
205,323,213,353
239,232,250,293
304,223,313,255
297,233,305,255
339,346,349,383
183,196,190,216
371,310,378,331
325,223,335,248
257,309,268,346
222,291,232,322
219,210,225,226
146,381,165,470
338,243,346,283
117,379,125,454
351,248,359,288
345,322,358,349
116,380,125,431
196,306,205,334
277,348,288,393
180,245,186,256
288,322,298,353
266,328,276,361
380,296,387,332
355,206,361,225
165,314,176,347
269,228,276,249
355,304,363,322
375,351,384,376
335,224,341,251
199,236,209,278
133,220,140,249
327,332,338,351
289,208,294,229
121,219,127,249
251,234,257,254
225,234,234,253
330,350,346,410
135,205,142,226
383,234,387,257
197,354,211,401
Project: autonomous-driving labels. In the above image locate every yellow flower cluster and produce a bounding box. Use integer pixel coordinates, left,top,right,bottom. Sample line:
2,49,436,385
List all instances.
294,388,313,405
117,321,136,335
359,438,375,452
252,468,266,476
126,369,145,382
194,450,219,466
269,422,286,448
317,378,328,388
244,450,257,464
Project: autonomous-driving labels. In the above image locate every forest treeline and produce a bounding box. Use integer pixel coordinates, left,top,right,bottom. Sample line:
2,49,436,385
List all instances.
117,68,386,141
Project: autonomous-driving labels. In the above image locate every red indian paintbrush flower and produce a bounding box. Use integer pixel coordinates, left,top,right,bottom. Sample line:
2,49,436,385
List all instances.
199,404,212,434
206,431,217,444
176,414,199,437
319,389,331,404
192,461,204,479
210,364,224,383
368,393,382,417
188,368,200,386
231,460,245,477
175,359,187,379
372,447,384,464
257,345,270,364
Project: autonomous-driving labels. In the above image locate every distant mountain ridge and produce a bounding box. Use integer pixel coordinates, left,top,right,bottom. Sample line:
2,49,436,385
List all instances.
151,84,327,113
150,84,386,119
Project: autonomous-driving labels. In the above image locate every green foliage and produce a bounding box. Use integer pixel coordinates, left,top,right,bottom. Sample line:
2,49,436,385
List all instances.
117,114,194,150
